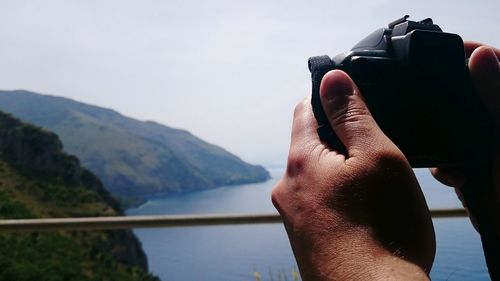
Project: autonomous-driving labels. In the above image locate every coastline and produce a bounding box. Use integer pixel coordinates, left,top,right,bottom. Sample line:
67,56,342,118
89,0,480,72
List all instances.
124,171,275,211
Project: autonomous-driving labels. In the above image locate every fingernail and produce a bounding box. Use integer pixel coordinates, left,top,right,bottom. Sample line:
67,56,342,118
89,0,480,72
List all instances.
320,70,355,102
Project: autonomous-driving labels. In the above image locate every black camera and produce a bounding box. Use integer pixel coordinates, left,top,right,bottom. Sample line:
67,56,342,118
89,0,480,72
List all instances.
309,15,491,168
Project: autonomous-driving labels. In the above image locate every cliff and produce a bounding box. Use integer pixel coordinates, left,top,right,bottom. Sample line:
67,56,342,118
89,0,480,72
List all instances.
0,111,158,280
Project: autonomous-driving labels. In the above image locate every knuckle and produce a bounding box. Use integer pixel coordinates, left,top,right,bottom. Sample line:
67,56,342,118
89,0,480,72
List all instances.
271,185,282,209
293,99,308,120
271,180,289,213
286,150,307,177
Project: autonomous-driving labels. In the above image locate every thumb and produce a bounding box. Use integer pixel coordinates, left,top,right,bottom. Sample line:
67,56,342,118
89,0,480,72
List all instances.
319,70,385,157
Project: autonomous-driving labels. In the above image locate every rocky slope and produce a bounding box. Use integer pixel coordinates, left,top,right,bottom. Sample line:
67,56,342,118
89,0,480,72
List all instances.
0,111,158,280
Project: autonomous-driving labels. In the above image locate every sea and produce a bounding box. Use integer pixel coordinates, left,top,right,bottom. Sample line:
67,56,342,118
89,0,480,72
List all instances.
126,167,490,281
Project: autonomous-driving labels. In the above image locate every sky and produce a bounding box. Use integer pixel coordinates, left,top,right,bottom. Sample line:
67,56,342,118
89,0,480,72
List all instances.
0,0,498,166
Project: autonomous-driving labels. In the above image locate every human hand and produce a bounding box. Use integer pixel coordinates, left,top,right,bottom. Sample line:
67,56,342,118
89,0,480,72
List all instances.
272,70,435,281
431,42,500,233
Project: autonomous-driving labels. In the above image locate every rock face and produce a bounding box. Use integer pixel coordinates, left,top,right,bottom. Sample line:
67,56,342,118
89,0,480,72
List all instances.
0,113,120,212
0,111,158,280
0,90,270,206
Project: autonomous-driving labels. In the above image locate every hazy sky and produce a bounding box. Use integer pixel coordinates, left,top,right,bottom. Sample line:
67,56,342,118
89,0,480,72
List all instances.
0,0,498,166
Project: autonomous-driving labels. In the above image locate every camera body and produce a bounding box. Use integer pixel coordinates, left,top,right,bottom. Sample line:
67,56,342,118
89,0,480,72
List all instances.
309,16,491,168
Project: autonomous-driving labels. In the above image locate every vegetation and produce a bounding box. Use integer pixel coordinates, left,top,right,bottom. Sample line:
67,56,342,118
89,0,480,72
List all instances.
0,112,158,280
0,232,159,281
252,267,301,281
0,90,270,207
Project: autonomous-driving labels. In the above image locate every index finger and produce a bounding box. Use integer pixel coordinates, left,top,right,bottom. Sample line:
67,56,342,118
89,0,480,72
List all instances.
289,97,322,154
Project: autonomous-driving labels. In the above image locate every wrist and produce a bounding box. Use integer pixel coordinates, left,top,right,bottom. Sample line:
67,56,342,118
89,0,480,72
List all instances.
369,255,431,281
292,226,430,281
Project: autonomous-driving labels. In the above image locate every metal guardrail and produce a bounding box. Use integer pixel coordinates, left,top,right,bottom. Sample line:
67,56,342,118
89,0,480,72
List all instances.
0,208,468,232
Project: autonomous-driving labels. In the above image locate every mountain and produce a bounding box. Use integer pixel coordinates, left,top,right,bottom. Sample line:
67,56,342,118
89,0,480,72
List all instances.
0,111,158,280
0,90,270,206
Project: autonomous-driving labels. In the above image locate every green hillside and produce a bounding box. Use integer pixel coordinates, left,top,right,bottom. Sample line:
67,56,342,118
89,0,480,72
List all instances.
0,90,270,206
0,111,158,280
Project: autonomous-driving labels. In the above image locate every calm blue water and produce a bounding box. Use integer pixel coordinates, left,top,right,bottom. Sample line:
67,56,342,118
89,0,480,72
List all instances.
126,168,490,281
